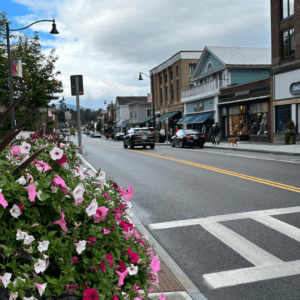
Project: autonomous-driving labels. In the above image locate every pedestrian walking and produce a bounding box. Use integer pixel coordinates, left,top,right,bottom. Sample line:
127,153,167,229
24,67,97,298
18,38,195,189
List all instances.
212,122,221,145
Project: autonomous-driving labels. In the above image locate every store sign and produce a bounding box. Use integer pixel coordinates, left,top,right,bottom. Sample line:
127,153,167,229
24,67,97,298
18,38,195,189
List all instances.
235,90,250,96
193,100,204,112
290,82,300,95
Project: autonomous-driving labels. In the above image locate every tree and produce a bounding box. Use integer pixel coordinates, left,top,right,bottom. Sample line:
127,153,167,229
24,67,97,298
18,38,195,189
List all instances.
0,11,63,132
96,119,102,132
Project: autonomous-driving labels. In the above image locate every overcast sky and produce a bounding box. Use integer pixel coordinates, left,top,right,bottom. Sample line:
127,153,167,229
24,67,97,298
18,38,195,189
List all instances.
3,0,271,110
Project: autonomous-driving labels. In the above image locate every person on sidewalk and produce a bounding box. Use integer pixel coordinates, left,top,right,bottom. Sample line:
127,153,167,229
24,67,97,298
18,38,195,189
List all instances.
212,122,221,145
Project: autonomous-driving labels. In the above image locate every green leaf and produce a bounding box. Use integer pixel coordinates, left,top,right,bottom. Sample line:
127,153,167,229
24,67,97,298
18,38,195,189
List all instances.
0,244,8,251
0,175,7,188
30,207,40,216
83,258,91,265
41,192,50,201
18,289,25,299
0,207,4,219
48,231,57,237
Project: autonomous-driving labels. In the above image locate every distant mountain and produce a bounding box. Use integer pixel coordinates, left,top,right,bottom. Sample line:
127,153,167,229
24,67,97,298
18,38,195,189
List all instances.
55,104,96,111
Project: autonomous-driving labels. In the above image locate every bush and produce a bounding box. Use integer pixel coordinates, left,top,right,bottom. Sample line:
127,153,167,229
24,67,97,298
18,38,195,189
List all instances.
0,132,162,300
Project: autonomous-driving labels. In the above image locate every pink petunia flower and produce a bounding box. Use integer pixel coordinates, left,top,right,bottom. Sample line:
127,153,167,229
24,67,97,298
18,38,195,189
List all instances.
99,262,106,272
53,212,68,232
150,255,160,273
102,228,111,235
118,185,133,202
33,283,47,296
83,289,99,300
82,282,89,289
10,145,21,156
86,237,96,245
159,293,166,300
95,206,109,221
51,175,68,193
65,284,78,291
0,194,8,209
113,295,119,300
70,256,80,265
23,185,37,202
56,154,67,164
133,283,139,291
103,193,110,200
115,269,129,287
49,147,63,160
129,252,139,263
104,253,114,266
113,208,123,221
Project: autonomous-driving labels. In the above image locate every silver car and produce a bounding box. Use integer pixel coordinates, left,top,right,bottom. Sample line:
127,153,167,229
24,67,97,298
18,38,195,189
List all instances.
90,131,102,138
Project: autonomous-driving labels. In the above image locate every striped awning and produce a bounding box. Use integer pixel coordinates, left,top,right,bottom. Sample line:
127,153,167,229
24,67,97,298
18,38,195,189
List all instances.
191,112,212,123
159,111,180,122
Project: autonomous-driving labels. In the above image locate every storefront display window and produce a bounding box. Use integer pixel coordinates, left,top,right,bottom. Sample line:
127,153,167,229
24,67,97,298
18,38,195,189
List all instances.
229,106,247,136
249,103,268,136
275,105,291,133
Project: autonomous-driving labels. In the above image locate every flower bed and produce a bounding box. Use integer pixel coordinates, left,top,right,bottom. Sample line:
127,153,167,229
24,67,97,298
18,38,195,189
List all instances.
0,132,164,300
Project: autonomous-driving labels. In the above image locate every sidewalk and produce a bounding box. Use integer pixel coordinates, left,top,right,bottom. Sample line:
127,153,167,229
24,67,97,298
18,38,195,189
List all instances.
157,140,300,156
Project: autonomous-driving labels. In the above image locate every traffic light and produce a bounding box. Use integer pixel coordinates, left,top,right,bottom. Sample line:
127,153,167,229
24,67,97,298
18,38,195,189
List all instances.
70,75,84,96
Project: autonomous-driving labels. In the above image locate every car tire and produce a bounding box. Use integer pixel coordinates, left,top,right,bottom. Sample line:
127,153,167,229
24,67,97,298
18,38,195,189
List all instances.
180,140,184,148
123,141,128,148
150,144,155,149
143,145,146,149
199,143,204,148
171,141,175,147
129,140,134,149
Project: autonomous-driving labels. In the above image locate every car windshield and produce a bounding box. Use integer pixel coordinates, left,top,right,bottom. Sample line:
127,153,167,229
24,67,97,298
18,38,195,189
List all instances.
135,129,152,134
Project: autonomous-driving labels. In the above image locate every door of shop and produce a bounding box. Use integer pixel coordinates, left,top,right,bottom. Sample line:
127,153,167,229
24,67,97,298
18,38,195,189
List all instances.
221,116,226,139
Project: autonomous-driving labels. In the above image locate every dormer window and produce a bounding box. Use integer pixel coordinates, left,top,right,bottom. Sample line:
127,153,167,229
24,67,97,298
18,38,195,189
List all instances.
206,62,214,71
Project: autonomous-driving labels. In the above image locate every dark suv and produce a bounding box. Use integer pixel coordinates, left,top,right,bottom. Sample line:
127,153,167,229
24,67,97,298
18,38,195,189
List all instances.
123,128,155,149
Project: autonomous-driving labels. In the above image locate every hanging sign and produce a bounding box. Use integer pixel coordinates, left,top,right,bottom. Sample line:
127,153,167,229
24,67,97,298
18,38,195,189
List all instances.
290,82,300,95
12,60,22,77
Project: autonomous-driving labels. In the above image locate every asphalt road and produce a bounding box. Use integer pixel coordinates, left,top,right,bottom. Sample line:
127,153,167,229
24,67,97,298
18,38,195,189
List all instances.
73,135,300,300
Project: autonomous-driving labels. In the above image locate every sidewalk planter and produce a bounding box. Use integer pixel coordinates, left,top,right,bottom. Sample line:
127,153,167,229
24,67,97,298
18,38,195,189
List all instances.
0,132,161,299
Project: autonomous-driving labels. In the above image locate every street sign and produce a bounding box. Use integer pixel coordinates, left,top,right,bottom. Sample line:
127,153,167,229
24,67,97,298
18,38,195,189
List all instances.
70,75,84,96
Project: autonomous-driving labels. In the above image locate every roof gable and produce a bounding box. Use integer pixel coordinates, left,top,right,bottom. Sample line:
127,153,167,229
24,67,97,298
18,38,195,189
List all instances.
198,53,224,76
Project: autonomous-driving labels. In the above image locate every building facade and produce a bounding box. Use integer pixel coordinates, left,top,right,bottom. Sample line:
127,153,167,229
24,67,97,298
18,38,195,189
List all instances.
180,46,271,139
150,51,202,135
219,78,271,142
270,0,300,143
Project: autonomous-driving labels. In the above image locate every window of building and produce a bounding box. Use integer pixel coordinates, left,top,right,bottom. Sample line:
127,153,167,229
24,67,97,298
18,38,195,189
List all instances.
165,73,167,82
176,80,179,101
176,66,179,77
130,110,133,119
249,103,268,136
206,62,214,71
171,84,174,102
275,104,291,133
170,70,173,80
281,0,294,19
189,64,196,74
229,105,247,136
165,86,168,103
160,88,163,104
146,108,151,116
160,76,162,84
282,28,295,59
134,109,137,118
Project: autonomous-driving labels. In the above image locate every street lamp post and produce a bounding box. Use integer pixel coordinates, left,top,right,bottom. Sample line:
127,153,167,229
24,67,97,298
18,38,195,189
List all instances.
6,19,59,129
138,72,156,131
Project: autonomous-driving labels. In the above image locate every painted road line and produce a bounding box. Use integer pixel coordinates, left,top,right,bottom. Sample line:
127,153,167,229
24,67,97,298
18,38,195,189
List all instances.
252,215,300,242
203,260,300,289
149,206,300,230
86,139,300,193
201,222,282,267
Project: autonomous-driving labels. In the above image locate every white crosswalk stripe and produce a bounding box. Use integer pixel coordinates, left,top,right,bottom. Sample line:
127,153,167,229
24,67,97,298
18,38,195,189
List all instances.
149,206,300,289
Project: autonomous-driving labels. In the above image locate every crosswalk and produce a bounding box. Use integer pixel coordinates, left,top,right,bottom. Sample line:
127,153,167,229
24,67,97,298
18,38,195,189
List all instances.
149,206,300,289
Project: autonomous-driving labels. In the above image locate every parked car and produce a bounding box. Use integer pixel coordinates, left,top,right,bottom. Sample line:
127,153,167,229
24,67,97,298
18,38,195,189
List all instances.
90,131,102,138
171,129,205,148
123,128,155,149
114,132,125,141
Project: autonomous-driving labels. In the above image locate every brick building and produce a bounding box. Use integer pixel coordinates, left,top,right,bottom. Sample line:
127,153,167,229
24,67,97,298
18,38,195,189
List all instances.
150,51,202,134
271,0,300,142
219,78,271,142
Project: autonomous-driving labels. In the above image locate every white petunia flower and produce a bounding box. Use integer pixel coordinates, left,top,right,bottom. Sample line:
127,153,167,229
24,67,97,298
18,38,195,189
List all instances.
49,147,63,160
73,183,84,200
23,297,37,300
37,241,49,252
34,259,46,273
16,229,26,240
74,240,86,254
23,234,35,245
0,272,12,288
37,190,43,201
43,254,48,259
20,142,31,154
10,204,21,218
85,170,95,178
127,264,138,275
15,176,26,185
9,291,18,300
86,199,98,217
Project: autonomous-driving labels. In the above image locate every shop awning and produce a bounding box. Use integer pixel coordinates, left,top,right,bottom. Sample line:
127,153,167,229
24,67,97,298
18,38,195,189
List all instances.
191,112,212,123
121,121,126,126
177,115,198,124
159,111,180,122
137,114,159,123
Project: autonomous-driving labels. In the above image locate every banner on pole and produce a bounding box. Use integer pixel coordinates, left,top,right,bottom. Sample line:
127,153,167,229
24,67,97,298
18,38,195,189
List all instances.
147,94,153,102
12,60,22,77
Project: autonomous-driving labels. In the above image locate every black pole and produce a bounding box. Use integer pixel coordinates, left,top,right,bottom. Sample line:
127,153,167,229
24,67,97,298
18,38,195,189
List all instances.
151,73,155,130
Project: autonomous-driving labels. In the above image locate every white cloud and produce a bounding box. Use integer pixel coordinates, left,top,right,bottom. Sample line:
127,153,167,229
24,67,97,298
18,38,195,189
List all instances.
12,0,271,109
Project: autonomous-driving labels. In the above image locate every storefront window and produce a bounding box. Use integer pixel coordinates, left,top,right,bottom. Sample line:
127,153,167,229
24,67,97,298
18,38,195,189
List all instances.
229,106,247,135
275,105,291,133
249,103,268,136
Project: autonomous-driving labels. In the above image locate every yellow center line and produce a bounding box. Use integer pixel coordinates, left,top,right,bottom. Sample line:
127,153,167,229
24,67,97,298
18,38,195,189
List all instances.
85,139,300,193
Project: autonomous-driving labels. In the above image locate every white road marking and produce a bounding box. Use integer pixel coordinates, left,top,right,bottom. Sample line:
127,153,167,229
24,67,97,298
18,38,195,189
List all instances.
203,260,300,289
149,206,300,230
252,215,300,242
201,222,282,266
